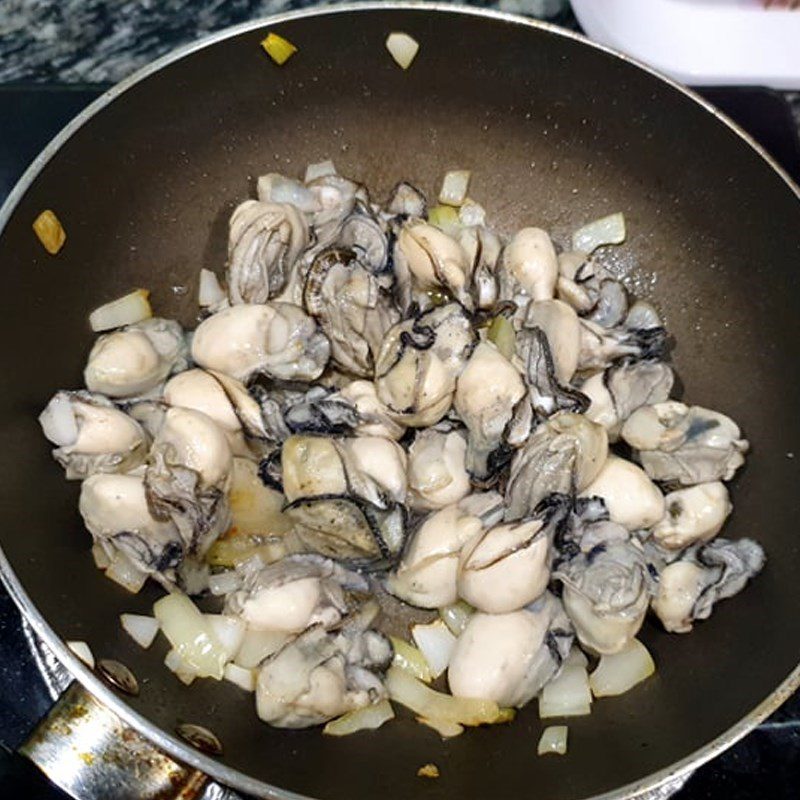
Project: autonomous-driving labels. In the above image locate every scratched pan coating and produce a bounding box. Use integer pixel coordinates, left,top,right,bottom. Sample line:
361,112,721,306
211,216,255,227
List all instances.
0,6,799,800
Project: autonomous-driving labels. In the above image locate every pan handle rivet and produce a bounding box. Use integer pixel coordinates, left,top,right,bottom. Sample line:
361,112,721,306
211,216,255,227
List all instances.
96,658,140,696
176,723,223,756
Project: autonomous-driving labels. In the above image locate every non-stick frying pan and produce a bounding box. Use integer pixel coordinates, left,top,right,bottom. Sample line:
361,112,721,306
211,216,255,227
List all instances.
1,5,799,799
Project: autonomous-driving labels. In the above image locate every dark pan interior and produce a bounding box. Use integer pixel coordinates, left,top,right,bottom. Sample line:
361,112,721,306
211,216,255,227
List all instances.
1,7,799,800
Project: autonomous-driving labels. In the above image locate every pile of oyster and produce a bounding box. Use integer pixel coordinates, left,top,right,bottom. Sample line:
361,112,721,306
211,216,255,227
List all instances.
39,163,764,736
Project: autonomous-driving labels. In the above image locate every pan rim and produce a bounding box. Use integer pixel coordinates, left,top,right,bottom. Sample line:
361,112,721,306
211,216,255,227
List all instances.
1,3,798,799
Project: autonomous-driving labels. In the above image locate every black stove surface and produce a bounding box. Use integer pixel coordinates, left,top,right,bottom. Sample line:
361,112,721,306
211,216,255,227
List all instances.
0,84,798,800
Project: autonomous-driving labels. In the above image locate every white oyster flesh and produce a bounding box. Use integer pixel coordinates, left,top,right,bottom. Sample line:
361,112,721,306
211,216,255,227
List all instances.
386,504,483,609
226,555,368,633
524,299,580,384
458,225,502,310
336,380,405,440
651,481,732,550
502,227,558,302
79,472,183,578
555,539,654,655
84,318,187,399
447,594,572,707
227,200,310,305
407,430,470,511
191,303,330,383
394,219,472,310
457,518,549,613
505,413,608,522
39,391,147,479
579,455,664,531
649,537,765,633
621,402,749,485
256,623,391,729
454,341,526,478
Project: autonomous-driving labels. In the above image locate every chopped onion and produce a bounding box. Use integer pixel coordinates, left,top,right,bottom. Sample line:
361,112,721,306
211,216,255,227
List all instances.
224,662,257,692
386,32,419,70
39,393,77,447
417,716,464,738
261,32,297,66
120,613,159,649
164,648,197,685
389,636,432,683
205,614,246,662
427,204,460,236
234,628,288,669
257,173,319,212
385,666,501,725
417,763,440,779
153,593,226,679
91,542,111,571
208,570,242,597
564,646,589,669
487,315,516,360
198,269,226,308
537,725,568,756
439,601,473,636
304,160,337,183
458,198,486,227
228,459,293,537
572,212,626,253
106,551,147,594
411,620,456,679
438,170,471,207
539,665,592,719
67,640,94,668
324,699,395,736
33,209,66,255
89,289,152,332
589,638,655,697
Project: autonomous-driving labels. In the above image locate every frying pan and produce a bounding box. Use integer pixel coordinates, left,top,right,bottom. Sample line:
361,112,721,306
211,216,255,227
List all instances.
1,4,799,799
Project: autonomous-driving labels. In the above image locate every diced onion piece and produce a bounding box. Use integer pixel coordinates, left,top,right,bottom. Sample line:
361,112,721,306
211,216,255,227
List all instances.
427,204,460,235
487,315,516,361
261,32,297,65
89,289,152,332
39,394,78,446
153,593,227,679
439,601,473,636
386,32,419,70
228,459,293,537
385,665,500,725
564,646,589,669
539,665,592,719
304,160,337,183
205,614,246,662
223,662,257,692
91,542,111,571
438,170,471,207
411,620,457,679
417,716,464,738
458,198,486,227
257,173,319,212
208,570,242,597
324,699,395,736
389,636,432,683
33,209,66,254
589,638,655,697
572,212,626,253
67,640,94,668
120,613,159,649
106,551,147,594
538,725,568,756
235,628,288,669
198,269,226,308
164,648,197,685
